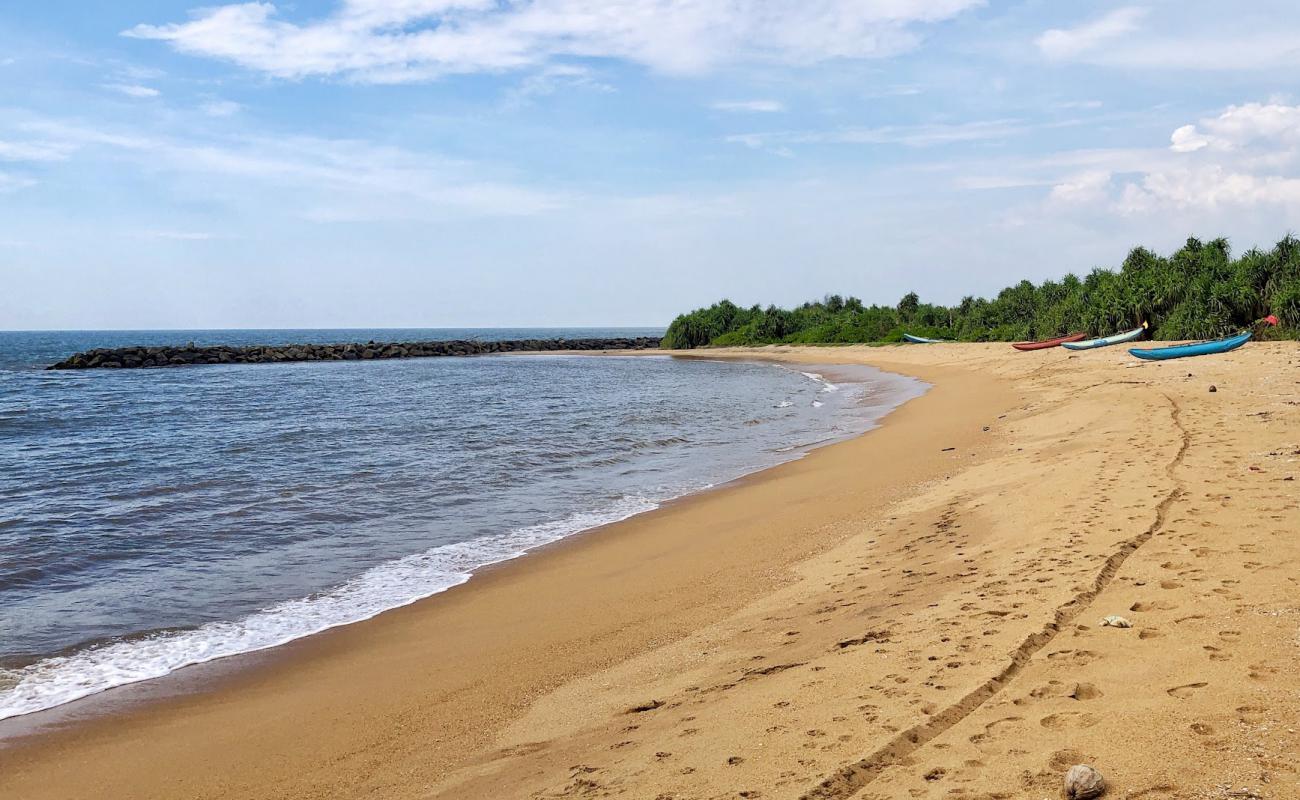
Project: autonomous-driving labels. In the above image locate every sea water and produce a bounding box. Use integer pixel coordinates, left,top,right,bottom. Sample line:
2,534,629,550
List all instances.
0,329,924,721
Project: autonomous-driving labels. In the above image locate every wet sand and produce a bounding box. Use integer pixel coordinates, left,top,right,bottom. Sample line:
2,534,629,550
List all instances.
2,343,1298,800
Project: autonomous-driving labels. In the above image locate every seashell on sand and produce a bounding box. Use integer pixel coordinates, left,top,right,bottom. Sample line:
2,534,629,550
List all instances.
1064,764,1106,798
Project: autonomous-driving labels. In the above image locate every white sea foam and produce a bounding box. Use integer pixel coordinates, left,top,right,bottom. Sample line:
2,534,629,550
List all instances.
0,495,658,722
798,370,839,393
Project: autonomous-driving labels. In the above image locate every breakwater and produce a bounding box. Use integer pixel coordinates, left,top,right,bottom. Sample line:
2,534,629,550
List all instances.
46,337,663,370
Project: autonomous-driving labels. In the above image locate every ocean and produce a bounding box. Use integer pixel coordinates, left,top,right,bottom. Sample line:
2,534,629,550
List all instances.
0,329,925,722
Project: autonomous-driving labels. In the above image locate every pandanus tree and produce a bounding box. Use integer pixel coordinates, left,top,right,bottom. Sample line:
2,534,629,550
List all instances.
660,234,1299,348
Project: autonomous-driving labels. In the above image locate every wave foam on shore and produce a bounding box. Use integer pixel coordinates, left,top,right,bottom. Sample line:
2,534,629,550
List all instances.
0,496,659,721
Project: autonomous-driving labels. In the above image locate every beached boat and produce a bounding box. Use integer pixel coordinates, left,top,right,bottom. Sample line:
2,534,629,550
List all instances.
1011,332,1086,351
902,333,947,343
1128,331,1252,361
1061,324,1147,351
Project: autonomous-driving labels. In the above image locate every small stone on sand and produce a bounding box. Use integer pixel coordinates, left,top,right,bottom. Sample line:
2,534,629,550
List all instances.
1099,615,1131,628
1064,764,1106,798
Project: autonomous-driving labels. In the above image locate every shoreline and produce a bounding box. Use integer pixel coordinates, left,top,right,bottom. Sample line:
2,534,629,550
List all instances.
0,356,919,731
0,349,1002,798
4,342,1298,799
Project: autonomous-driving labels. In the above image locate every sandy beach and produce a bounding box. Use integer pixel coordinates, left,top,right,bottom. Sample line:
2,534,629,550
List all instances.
2,343,1298,800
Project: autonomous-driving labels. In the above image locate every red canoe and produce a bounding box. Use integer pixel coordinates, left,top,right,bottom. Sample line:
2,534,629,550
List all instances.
1011,332,1087,351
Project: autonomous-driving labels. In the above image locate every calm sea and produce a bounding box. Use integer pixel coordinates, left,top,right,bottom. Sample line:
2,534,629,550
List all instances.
0,328,924,722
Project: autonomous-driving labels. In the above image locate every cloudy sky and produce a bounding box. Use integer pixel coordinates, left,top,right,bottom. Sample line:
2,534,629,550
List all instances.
2,1,1299,329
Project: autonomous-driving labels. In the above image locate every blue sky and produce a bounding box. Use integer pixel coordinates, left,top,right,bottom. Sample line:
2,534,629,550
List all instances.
2,1,1300,329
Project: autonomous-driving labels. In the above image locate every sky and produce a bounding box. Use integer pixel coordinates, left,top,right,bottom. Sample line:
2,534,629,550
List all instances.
2,1,1300,330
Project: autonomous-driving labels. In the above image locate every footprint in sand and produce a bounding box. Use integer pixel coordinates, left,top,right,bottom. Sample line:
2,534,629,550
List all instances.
1130,600,1175,612
1048,748,1088,771
1237,706,1269,724
1167,682,1208,699
1069,683,1103,700
1248,662,1279,681
1203,645,1231,661
968,716,1024,745
1029,681,1066,699
1040,711,1099,729
1046,649,1100,666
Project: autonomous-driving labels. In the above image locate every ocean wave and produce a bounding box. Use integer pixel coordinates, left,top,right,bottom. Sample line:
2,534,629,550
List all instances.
796,370,839,395
0,495,659,722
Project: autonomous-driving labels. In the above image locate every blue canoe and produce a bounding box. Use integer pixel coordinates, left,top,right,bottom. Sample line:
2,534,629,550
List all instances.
1062,325,1146,351
1129,331,1252,361
903,334,947,344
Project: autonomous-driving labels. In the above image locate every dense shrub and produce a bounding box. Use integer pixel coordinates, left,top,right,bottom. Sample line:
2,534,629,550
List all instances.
663,236,1300,348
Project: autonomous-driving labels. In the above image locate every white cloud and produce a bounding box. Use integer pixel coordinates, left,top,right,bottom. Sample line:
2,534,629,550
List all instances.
136,230,217,241
1169,124,1209,153
1088,34,1300,71
0,139,74,162
124,0,984,83
0,171,36,192
1117,167,1300,213
729,118,1029,152
953,174,1054,190
104,83,161,98
1047,170,1112,205
863,85,924,98
502,64,613,107
1052,99,1103,110
201,99,244,117
1172,102,1300,151
16,117,564,220
713,100,785,113
1025,102,1300,215
1036,7,1146,60
922,101,1300,220
1036,7,1300,71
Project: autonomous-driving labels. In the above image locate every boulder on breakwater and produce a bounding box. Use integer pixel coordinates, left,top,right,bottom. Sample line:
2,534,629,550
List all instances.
46,337,663,370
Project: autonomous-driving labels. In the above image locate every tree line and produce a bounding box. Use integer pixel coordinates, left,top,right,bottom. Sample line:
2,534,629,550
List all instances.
662,235,1300,349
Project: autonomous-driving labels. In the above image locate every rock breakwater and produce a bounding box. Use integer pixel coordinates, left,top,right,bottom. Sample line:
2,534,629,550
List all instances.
47,337,663,370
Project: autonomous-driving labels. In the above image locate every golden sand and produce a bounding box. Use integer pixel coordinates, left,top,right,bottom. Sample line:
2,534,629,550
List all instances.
2,343,1298,800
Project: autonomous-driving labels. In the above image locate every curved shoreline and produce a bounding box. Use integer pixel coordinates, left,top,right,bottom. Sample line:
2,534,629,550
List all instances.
9,343,1294,800
0,348,992,800
0,357,923,731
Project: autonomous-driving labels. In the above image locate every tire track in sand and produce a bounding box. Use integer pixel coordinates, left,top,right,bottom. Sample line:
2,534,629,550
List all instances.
802,393,1190,800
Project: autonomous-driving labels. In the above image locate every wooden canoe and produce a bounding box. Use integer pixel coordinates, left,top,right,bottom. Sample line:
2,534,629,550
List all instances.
1011,332,1087,351
1128,331,1252,361
1061,325,1146,351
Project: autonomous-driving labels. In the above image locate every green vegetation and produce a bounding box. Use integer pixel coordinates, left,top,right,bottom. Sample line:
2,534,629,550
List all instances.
663,236,1300,349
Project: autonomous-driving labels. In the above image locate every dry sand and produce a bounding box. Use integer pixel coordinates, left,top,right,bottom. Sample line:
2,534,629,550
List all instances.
2,343,1298,800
